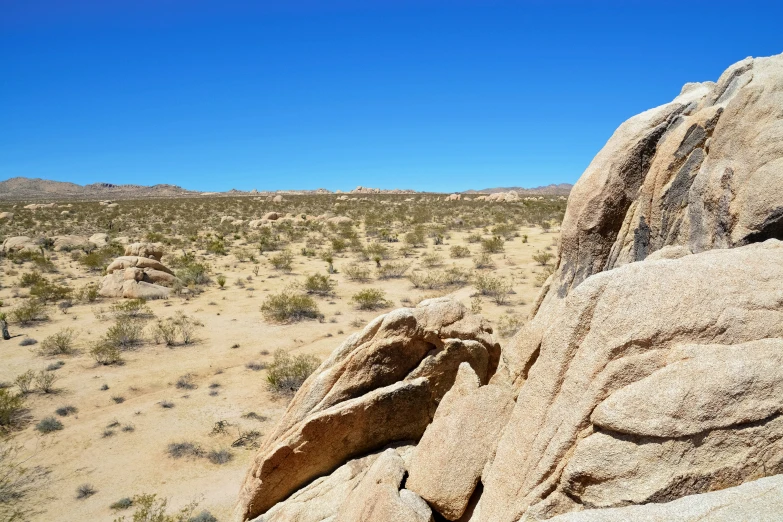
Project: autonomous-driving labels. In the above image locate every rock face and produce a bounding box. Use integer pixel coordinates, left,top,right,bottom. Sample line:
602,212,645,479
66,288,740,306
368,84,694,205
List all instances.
235,53,783,522
235,298,499,520
123,242,163,260
99,251,177,299
0,236,38,253
0,211,14,221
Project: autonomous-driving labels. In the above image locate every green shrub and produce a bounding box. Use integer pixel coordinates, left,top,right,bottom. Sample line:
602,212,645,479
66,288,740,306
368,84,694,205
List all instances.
532,250,555,266
19,272,45,288
29,280,71,303
90,342,123,365
150,312,201,346
269,250,294,272
34,371,58,394
421,252,443,268
351,288,391,310
473,273,512,304
449,245,471,258
176,262,211,286
35,416,63,434
108,299,153,319
0,388,25,429
303,274,335,296
38,328,77,356
376,261,410,279
14,371,35,394
216,274,226,288
473,252,495,269
480,236,505,253
76,283,100,302
261,291,320,323
10,301,48,326
343,263,371,282
111,493,200,522
266,350,320,395
104,317,145,350
206,240,226,255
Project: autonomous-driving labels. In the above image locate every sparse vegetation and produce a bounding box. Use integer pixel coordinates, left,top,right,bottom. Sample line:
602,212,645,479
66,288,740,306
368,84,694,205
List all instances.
38,328,77,356
261,290,320,323
266,350,320,395
0,389,26,429
351,288,391,310
36,416,63,434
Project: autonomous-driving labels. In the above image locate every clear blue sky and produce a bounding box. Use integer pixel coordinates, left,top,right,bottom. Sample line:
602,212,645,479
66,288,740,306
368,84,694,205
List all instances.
1,1,781,192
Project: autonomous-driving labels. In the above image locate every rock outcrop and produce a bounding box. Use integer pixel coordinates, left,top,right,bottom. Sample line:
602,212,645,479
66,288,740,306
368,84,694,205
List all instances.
1,236,38,254
99,245,177,299
235,298,499,520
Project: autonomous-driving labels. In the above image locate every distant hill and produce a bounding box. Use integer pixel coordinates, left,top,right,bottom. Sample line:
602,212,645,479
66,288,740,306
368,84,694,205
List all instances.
0,177,196,200
462,183,573,196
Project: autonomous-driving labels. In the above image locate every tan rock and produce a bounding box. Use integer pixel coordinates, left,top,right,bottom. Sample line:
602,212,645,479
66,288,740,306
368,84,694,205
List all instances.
52,235,89,251
0,211,13,221
407,363,514,520
547,474,783,522
123,242,164,261
236,298,499,521
88,233,109,247
1,236,37,253
106,256,173,275
480,241,783,521
335,448,432,522
262,212,279,221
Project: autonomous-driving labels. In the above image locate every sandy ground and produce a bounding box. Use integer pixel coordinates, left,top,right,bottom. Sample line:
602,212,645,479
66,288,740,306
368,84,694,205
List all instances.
0,226,558,521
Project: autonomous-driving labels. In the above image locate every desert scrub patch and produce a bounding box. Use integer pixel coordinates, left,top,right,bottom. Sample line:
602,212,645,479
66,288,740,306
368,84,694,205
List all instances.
449,245,471,258
149,312,202,346
376,261,410,279
268,249,294,272
110,497,134,511
35,416,63,434
351,288,391,310
29,279,72,304
420,252,443,268
497,314,524,338
75,483,96,499
38,328,78,356
0,388,26,429
266,350,320,395
166,441,204,459
472,273,513,305
10,301,48,326
260,290,320,323
55,405,78,417
207,448,233,465
111,493,202,522
303,273,336,296
343,262,371,282
532,250,555,266
480,236,505,253
14,371,35,395
90,341,123,365
175,374,197,390
535,264,556,287
34,371,58,394
473,252,496,269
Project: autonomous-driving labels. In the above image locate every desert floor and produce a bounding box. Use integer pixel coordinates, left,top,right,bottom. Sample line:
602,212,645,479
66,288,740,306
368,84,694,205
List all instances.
0,201,559,521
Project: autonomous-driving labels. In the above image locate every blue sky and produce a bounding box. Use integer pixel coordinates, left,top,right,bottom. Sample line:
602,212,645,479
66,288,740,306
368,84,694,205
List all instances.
1,1,781,192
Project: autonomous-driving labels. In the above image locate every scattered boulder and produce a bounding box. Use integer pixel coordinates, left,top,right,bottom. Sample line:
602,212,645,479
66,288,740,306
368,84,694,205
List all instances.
88,233,109,247
99,250,177,299
272,195,283,203
1,236,38,254
326,216,353,225
0,212,13,222
52,235,89,251
220,215,236,224
262,212,280,221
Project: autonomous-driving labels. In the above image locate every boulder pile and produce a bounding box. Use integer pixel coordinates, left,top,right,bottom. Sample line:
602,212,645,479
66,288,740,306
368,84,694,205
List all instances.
98,242,177,299
235,52,783,522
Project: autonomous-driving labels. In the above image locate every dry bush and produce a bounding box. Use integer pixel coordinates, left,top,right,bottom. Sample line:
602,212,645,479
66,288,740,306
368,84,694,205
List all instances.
10,301,48,326
449,245,470,258
266,350,320,395
351,288,391,310
473,272,513,305
532,250,555,266
38,328,77,356
261,291,320,323
268,249,294,272
0,389,26,430
480,236,505,253
303,274,336,296
376,261,410,279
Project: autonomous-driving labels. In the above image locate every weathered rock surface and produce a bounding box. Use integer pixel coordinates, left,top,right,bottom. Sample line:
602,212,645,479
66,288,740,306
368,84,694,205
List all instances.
406,363,513,520
52,235,89,251
539,52,783,316
0,211,14,221
88,233,109,246
480,241,783,521
0,236,37,253
123,242,164,260
99,252,177,299
235,298,499,520
547,474,783,522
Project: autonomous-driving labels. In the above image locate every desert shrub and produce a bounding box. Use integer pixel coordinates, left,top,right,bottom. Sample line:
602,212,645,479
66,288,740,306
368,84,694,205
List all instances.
14,371,35,395
532,250,555,266
473,252,495,269
90,343,123,365
269,249,294,272
363,242,391,260
108,299,153,319
408,270,446,289
421,252,443,268
10,301,48,326
45,361,64,371
205,239,226,256
376,261,410,279
166,441,204,459
19,272,45,288
303,274,336,296
343,263,371,282
403,226,426,247
351,288,391,310
111,493,199,522
175,374,196,390
466,233,482,243
492,223,518,240
176,262,211,286
80,243,123,271
38,328,77,356
75,283,100,302
266,350,320,395
481,236,505,253
0,389,25,429
0,443,48,521
207,449,233,465
190,511,218,522
216,274,226,288
55,405,78,417
18,338,37,347
104,317,145,350
76,483,96,499
261,291,320,323
330,237,347,252
245,361,267,371
150,312,202,346
110,497,134,511
35,416,63,434
34,371,58,394
497,314,524,338
449,245,470,258
473,273,513,304
29,279,71,304
443,266,471,286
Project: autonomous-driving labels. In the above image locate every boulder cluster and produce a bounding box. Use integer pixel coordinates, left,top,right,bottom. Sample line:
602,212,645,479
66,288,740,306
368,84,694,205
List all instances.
234,52,783,521
98,242,177,299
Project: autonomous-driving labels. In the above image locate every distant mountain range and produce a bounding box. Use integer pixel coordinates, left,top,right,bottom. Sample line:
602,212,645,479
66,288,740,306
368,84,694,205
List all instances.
0,177,196,200
0,177,573,200
462,183,573,195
